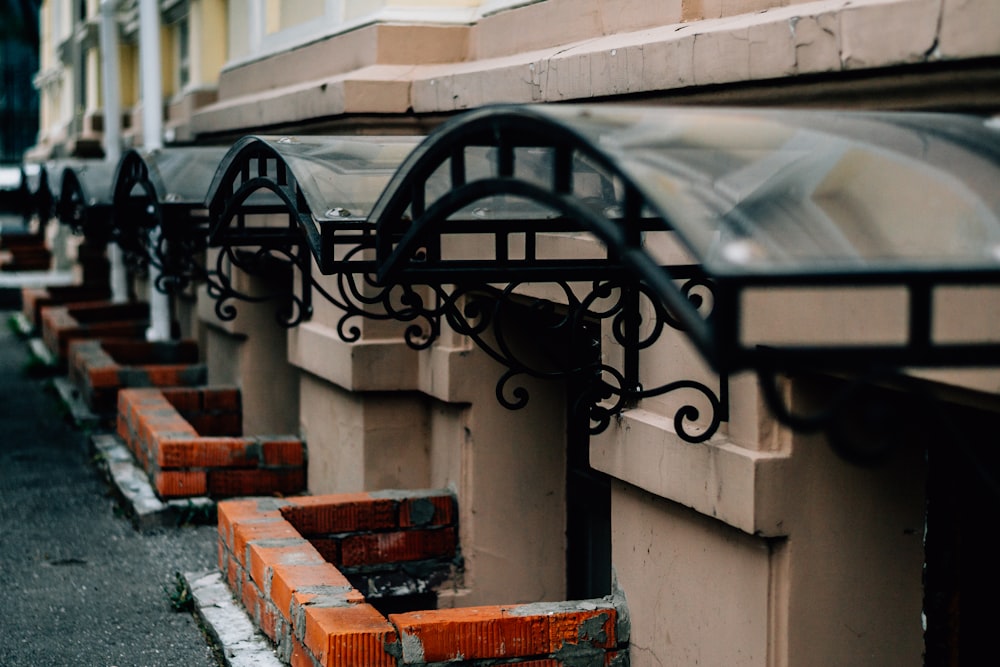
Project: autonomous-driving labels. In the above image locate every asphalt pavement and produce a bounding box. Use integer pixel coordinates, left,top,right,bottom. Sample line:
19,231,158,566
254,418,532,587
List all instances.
0,308,223,667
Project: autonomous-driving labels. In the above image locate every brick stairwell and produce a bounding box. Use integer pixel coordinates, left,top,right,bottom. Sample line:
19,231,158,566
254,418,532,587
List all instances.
116,387,306,499
217,492,628,667
40,300,150,364
68,339,206,416
0,233,51,271
21,285,113,331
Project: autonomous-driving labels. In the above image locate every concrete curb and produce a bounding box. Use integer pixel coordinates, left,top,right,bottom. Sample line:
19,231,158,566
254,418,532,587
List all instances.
184,570,284,667
53,375,103,429
27,336,57,369
8,311,33,336
0,269,75,288
91,433,216,531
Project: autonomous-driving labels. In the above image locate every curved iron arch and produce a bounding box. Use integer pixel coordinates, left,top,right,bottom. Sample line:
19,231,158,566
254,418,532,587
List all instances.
196,137,322,327
28,166,55,226
110,150,162,277
205,137,320,249
372,105,644,276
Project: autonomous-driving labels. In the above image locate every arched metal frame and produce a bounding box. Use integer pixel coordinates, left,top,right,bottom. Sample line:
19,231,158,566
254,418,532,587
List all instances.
367,104,1000,450
110,148,220,293
201,126,727,442
203,135,430,332
368,108,727,440
203,138,324,327
55,160,116,241
111,151,162,280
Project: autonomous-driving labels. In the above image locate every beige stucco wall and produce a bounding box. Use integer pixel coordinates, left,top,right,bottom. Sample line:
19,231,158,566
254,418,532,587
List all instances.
299,375,433,493
186,0,1000,139
286,267,572,607
612,481,774,666
197,259,300,435
596,374,927,666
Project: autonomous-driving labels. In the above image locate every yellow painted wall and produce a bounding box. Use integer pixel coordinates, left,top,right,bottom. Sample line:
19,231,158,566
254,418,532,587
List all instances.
192,0,227,86
119,42,138,107
160,24,176,99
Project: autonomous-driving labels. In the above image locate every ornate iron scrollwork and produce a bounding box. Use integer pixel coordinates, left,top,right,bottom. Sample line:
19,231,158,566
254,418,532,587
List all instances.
202,241,313,328
433,278,724,441
313,270,725,442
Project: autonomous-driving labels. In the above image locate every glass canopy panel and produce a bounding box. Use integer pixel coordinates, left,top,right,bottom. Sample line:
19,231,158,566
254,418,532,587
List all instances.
532,106,1000,276
141,147,231,204
255,135,423,221
44,160,74,199
22,163,44,195
60,160,117,207
428,144,624,222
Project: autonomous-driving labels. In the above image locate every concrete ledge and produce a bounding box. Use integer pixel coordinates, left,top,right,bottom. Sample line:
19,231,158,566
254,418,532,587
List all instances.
184,569,284,667
591,408,793,537
91,433,216,532
26,337,58,373
0,269,74,289
289,321,478,403
189,0,1000,136
9,311,33,337
53,376,102,430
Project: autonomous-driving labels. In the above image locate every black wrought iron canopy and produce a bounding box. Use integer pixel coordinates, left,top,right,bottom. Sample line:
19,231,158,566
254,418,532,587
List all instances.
52,159,117,241
110,146,229,290
201,104,1000,443
0,165,31,221
201,135,422,326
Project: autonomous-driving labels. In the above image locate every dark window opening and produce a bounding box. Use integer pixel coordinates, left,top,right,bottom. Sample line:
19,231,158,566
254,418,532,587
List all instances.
924,400,1000,666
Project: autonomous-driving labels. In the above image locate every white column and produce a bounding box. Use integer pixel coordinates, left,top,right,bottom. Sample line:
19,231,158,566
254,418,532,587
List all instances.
139,0,171,340
100,0,128,304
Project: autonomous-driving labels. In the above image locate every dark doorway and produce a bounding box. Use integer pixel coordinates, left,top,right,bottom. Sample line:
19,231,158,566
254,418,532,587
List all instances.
924,399,1000,666
480,292,613,600
564,322,612,600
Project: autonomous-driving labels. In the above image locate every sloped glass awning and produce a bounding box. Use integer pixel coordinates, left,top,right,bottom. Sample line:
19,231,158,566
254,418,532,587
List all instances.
111,146,230,290
202,135,423,325
206,135,422,267
369,105,1000,377
158,104,1000,442
52,159,117,241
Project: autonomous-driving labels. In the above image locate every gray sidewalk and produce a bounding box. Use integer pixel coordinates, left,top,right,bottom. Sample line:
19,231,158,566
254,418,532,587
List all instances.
0,309,223,666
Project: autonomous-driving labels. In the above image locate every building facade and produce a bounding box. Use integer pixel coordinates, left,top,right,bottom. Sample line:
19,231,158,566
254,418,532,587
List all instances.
28,1,1000,665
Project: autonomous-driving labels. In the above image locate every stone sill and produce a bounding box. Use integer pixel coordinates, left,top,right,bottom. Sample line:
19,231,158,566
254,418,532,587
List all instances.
288,321,475,403
189,0,1000,135
592,407,792,537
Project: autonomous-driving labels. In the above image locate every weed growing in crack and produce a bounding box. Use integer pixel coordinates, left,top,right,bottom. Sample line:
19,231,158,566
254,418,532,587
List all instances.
165,572,194,612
